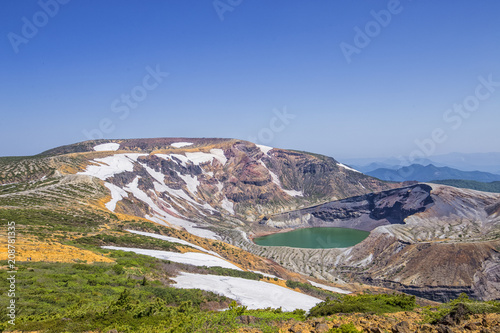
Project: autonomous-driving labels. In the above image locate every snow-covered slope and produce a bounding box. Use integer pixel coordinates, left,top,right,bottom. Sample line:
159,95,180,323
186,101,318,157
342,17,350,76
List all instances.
126,229,222,257
73,139,391,239
102,246,241,270
172,272,321,311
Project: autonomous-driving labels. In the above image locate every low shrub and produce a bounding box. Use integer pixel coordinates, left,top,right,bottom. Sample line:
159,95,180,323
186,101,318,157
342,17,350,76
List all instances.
308,293,416,317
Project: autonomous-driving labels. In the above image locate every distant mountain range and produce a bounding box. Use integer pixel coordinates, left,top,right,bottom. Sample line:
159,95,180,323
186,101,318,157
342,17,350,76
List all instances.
366,164,500,182
345,152,500,174
429,152,500,174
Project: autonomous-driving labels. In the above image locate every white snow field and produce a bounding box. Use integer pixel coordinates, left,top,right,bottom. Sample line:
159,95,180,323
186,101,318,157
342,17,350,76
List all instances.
171,142,193,148
337,163,362,173
125,230,221,257
250,270,279,279
221,197,235,214
148,213,219,240
172,272,322,311
175,171,200,194
256,144,273,155
103,182,128,211
102,246,241,270
93,143,120,151
78,154,147,180
185,149,227,165
156,149,227,167
308,280,351,294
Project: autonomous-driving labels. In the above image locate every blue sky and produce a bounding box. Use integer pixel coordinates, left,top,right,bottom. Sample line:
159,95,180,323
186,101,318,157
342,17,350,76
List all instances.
1,0,500,160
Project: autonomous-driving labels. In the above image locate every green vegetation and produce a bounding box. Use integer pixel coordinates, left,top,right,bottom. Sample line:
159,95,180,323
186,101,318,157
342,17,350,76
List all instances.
429,179,500,193
226,303,308,332
73,233,182,252
308,293,416,317
0,179,105,207
286,280,342,300
0,250,234,332
422,293,500,324
0,208,112,233
0,252,227,320
242,307,306,322
2,248,500,332
0,155,55,184
0,253,305,332
4,293,239,332
203,266,263,281
0,177,59,195
328,323,362,333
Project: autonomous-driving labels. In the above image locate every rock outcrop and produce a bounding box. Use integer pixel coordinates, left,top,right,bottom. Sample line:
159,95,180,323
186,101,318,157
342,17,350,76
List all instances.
260,184,434,231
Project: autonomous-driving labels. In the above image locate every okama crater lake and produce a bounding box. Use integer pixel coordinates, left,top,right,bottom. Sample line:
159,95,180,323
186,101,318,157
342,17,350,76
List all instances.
253,227,370,249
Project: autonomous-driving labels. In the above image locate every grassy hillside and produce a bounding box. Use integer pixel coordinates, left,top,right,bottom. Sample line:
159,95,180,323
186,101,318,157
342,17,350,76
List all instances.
2,204,499,332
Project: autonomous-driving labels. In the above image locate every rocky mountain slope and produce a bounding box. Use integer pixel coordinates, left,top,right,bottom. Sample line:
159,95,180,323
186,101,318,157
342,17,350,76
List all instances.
253,183,500,302
2,137,500,304
258,184,435,231
28,138,394,239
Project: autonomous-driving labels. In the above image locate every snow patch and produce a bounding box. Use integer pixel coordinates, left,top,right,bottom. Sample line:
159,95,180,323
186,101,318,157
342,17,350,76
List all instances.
156,154,190,167
221,197,235,214
308,280,351,294
171,142,193,148
78,154,147,180
256,144,273,155
142,163,199,205
153,181,197,205
185,150,227,166
337,163,362,173
356,253,373,267
141,164,166,184
102,246,239,270
145,214,170,227
209,149,228,165
184,152,216,165
156,150,227,167
148,213,219,240
145,168,214,217
282,188,303,197
251,270,279,279
80,153,218,240
93,143,120,151
125,230,221,257
239,230,250,243
176,171,200,194
201,203,217,213
172,272,321,311
104,182,128,211
124,176,167,217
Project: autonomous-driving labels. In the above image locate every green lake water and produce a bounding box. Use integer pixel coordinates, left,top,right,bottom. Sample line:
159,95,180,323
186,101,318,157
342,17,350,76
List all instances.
253,227,370,249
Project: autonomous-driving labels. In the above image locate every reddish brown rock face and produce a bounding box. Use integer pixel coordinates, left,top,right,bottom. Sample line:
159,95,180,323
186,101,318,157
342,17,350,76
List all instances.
60,138,395,223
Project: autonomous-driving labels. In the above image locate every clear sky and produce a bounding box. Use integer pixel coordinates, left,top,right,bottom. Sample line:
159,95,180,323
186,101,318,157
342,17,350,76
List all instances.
1,0,500,160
